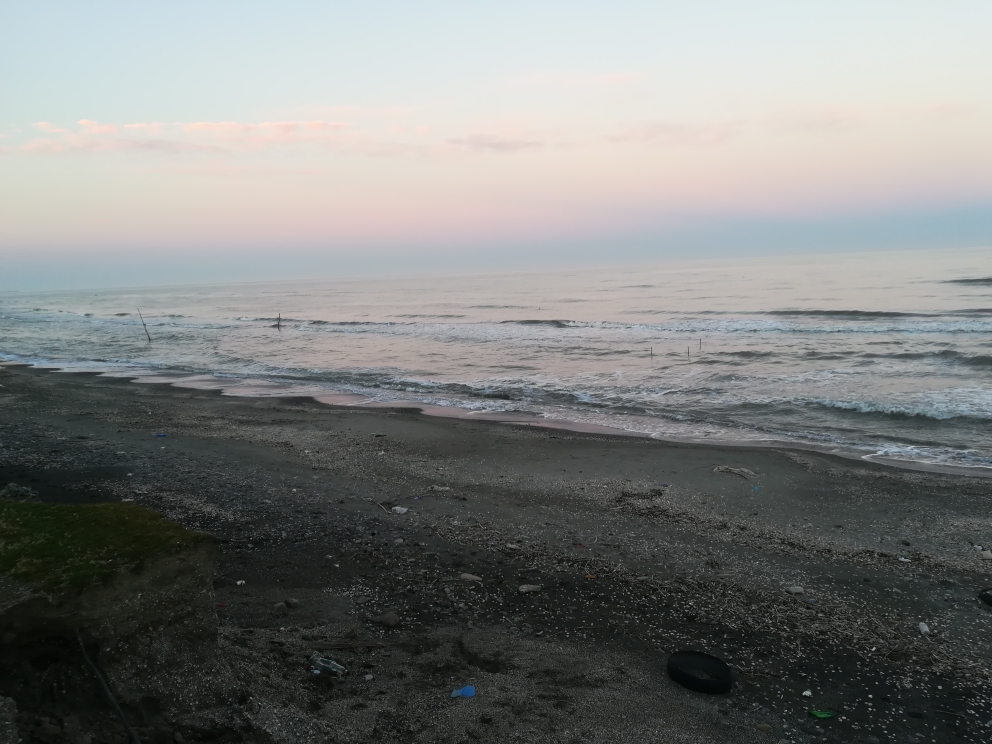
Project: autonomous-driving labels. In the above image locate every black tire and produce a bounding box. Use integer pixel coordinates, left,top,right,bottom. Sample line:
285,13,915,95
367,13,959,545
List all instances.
667,650,734,694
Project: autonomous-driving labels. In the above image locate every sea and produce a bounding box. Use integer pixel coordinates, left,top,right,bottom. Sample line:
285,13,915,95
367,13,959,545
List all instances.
2,248,991,473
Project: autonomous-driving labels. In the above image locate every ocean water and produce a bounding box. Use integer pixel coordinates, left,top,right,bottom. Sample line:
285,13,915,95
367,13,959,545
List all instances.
2,248,991,471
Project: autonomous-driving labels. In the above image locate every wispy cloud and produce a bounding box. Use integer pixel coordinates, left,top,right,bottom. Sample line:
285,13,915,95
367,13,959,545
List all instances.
505,72,640,88
35,121,68,133
606,120,742,146
446,134,545,153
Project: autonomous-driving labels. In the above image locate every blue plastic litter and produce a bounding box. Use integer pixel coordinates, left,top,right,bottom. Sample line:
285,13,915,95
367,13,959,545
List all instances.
451,686,476,698
155,433,167,437
753,486,759,491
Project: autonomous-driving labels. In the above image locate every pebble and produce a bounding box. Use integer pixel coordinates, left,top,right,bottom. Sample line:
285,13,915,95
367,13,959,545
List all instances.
273,602,288,614
355,596,369,605
518,584,543,594
364,674,374,681
378,611,401,628
285,598,300,609
755,723,772,733
979,589,992,606
391,506,409,515
865,737,880,744
918,622,930,635
980,550,992,560
505,544,521,550
460,573,483,582
786,586,805,595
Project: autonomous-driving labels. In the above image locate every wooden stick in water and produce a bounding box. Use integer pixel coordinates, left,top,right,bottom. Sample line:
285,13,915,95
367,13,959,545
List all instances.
137,309,151,342
277,312,281,330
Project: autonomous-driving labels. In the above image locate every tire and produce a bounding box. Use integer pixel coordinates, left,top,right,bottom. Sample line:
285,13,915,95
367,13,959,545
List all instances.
667,650,734,694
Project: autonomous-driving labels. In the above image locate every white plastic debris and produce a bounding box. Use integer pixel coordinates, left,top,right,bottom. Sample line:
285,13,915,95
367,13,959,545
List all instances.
518,584,543,594
802,690,812,697
460,573,483,582
919,623,930,635
505,543,521,550
391,506,408,514
898,557,911,563
236,580,245,586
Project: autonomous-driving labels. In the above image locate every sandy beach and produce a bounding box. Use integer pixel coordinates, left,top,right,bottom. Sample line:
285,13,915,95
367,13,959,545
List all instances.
2,362,991,743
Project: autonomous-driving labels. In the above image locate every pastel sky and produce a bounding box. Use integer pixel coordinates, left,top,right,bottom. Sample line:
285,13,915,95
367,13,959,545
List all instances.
2,1,991,289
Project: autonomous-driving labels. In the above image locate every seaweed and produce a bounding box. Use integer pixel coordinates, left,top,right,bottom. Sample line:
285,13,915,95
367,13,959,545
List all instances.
0,500,210,591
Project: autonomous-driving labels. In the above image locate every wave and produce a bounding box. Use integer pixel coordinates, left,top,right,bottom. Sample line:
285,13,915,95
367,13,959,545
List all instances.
803,397,992,422
946,277,992,285
761,309,932,319
860,349,992,367
502,319,574,328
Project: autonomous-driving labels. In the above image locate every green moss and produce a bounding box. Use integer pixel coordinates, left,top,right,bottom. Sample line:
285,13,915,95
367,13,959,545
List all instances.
0,500,211,591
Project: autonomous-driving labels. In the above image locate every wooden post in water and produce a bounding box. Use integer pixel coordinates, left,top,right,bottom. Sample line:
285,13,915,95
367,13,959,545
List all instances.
277,313,281,330
687,346,690,361
650,346,653,358
137,309,151,342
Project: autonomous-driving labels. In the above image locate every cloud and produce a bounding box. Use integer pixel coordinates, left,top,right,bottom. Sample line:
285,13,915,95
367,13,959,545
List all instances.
77,119,120,135
607,120,741,146
506,72,640,88
35,121,67,133
446,134,544,153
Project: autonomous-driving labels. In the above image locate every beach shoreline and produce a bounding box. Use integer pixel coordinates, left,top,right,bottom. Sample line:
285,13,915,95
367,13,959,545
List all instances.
1,363,991,743
6,360,991,481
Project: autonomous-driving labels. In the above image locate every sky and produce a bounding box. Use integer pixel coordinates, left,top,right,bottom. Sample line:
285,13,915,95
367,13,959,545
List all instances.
1,1,991,290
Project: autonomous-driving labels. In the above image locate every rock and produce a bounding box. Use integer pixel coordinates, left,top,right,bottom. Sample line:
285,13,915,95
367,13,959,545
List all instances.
0,696,19,744
919,622,930,635
394,538,404,545
355,596,370,605
378,611,401,628
980,550,992,560
460,573,482,582
174,732,185,744
505,544,521,550
865,737,880,744
786,586,805,595
273,602,288,614
755,722,772,732
364,673,374,681
391,506,408,515
518,584,543,594
285,598,300,609
978,589,992,606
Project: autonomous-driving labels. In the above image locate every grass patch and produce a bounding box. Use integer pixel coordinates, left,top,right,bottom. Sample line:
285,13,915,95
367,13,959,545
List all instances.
0,500,211,591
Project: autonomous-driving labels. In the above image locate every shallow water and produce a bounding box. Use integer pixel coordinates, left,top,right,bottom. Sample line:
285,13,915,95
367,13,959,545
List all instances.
2,248,991,469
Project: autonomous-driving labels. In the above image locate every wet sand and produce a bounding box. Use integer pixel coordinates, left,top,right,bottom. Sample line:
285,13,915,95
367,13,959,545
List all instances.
1,363,991,743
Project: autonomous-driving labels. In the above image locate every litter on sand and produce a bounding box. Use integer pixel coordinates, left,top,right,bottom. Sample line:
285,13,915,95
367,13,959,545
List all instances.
451,685,476,698
809,711,835,719
309,653,347,677
713,466,757,479
919,622,930,635
391,506,409,514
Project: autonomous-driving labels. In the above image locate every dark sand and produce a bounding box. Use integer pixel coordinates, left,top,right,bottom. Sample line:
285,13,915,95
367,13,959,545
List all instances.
1,363,991,743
